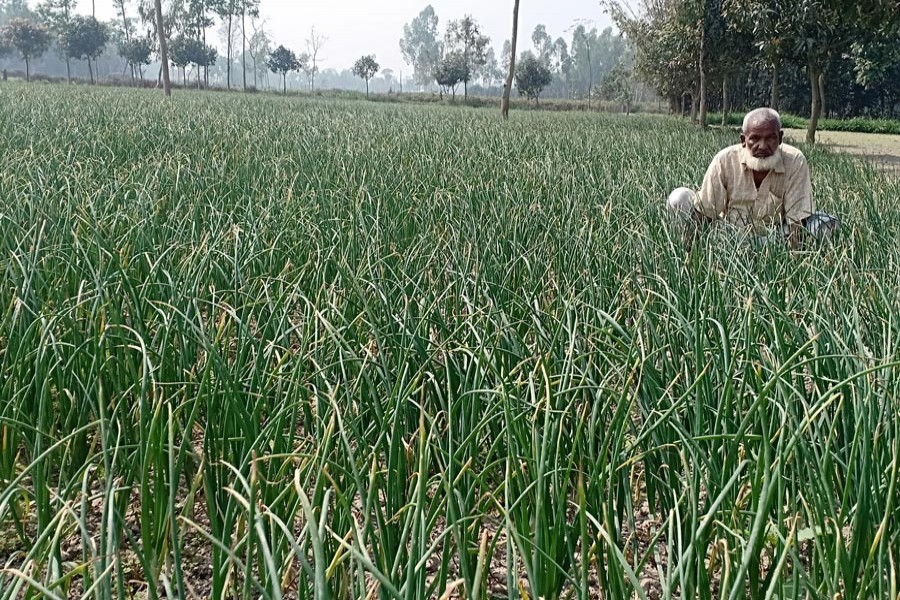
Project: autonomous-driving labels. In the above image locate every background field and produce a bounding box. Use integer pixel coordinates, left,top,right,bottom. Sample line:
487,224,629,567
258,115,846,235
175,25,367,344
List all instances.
1,85,900,600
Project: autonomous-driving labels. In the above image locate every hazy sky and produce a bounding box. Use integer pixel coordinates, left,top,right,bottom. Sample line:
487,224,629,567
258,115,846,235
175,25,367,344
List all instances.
75,0,616,75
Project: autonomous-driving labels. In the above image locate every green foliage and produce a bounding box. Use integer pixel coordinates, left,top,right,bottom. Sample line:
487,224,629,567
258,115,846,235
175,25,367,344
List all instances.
569,25,630,100
444,15,489,95
400,4,441,89
266,43,298,93
0,17,50,80
2,85,900,600
597,62,634,112
58,16,108,62
515,52,552,103
118,36,153,68
711,111,900,135
351,54,379,97
0,17,50,61
434,50,468,98
35,0,75,33
169,35,216,71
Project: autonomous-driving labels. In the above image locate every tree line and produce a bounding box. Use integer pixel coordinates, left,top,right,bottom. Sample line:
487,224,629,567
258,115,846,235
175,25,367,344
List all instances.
1,0,643,107
608,0,900,142
398,5,637,105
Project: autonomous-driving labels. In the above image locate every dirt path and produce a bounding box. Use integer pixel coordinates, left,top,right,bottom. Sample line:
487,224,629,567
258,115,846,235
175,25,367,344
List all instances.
784,128,900,174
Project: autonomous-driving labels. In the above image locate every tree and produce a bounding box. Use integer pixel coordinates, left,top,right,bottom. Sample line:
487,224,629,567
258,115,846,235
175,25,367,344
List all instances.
445,15,490,99
531,24,552,65
169,33,190,84
0,0,31,23
726,0,854,143
722,0,790,111
59,16,108,84
608,3,698,115
183,0,216,86
214,0,235,88
553,37,572,97
111,0,138,81
237,0,259,91
570,25,595,105
170,34,214,87
246,17,270,89
119,36,152,84
0,18,51,82
400,5,441,91
500,0,520,120
296,51,312,88
434,50,467,99
477,46,501,88
352,54,379,98
153,0,171,95
515,52,552,104
599,62,634,113
381,67,394,90
267,44,298,94
37,0,75,81
306,26,325,91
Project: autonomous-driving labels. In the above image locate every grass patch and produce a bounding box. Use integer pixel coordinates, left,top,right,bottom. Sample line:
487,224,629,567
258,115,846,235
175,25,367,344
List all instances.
1,83,899,600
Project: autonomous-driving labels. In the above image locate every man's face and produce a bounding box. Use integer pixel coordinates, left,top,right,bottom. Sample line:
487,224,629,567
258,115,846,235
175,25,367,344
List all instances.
741,120,783,158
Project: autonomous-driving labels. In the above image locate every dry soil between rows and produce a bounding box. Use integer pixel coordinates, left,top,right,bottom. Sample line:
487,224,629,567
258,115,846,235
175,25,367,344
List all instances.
784,128,900,173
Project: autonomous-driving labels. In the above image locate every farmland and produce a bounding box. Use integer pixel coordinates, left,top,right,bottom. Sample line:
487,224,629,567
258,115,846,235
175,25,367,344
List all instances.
1,84,900,600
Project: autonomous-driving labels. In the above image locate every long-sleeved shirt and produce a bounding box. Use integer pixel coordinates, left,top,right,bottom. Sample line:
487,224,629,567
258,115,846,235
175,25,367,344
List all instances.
694,143,814,233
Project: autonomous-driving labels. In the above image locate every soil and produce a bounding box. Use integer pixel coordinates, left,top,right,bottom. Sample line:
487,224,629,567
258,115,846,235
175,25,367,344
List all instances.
784,128,900,175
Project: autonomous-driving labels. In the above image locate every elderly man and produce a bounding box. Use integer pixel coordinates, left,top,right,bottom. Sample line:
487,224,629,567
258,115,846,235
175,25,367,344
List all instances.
668,107,840,247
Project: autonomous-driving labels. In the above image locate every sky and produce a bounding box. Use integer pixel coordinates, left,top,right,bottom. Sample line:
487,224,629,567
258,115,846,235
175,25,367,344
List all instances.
73,0,617,74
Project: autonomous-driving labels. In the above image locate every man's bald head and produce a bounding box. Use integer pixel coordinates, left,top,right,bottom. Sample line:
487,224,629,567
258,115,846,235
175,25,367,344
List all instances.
742,108,782,134
740,107,784,168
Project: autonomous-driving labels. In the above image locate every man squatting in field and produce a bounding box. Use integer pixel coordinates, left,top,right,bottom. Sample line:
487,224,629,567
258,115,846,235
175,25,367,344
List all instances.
667,107,840,248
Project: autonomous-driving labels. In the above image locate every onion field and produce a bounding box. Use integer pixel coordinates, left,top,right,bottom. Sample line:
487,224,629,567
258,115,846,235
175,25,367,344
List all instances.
1,84,900,600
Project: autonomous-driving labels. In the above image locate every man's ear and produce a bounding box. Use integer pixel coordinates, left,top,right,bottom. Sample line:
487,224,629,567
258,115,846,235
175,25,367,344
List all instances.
740,133,747,146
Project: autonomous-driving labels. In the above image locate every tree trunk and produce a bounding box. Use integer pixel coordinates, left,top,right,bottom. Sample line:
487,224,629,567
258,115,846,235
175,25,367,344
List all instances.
770,58,779,110
241,7,247,91
698,27,707,128
806,60,821,144
65,59,71,83
182,67,186,87
252,56,257,88
88,58,94,85
227,12,233,89
500,0,520,120
690,93,698,122
154,0,172,96
203,26,208,87
365,79,369,98
25,56,30,83
721,74,729,127
283,73,286,94
818,71,826,118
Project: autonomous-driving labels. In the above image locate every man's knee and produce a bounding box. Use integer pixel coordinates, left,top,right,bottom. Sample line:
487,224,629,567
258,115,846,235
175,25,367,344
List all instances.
667,187,697,220
803,212,841,239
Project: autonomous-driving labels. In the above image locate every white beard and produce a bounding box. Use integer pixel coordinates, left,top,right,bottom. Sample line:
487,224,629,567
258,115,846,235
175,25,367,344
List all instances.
742,147,782,172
